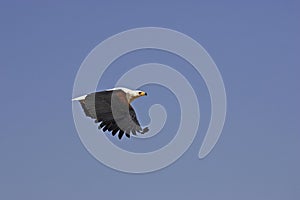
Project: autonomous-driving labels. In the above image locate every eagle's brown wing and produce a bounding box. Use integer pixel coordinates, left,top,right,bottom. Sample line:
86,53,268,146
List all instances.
78,90,148,139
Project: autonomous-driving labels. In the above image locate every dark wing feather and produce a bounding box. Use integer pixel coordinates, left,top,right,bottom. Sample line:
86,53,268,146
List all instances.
78,90,148,139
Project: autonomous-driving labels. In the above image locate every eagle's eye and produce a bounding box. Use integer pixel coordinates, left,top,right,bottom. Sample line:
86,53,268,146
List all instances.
138,92,142,95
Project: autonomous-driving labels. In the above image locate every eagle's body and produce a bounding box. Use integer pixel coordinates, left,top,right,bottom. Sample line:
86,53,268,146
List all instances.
72,87,148,139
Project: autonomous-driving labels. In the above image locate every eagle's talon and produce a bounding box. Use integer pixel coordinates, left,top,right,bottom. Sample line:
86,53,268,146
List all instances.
141,127,149,134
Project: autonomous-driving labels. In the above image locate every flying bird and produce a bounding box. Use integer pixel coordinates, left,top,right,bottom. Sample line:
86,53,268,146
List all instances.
72,87,149,139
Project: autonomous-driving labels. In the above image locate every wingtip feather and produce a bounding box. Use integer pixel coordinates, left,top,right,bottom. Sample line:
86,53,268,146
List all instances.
72,95,87,101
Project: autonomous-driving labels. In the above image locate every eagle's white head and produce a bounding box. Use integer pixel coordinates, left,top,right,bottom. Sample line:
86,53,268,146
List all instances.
111,87,147,103
125,89,147,103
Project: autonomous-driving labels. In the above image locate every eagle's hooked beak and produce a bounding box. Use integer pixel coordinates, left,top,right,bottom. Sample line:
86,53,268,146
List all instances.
139,91,147,96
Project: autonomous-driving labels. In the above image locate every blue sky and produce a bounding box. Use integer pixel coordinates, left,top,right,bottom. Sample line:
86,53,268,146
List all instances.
0,1,299,199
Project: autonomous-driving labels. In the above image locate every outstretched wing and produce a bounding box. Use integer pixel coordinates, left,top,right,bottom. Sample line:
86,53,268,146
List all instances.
78,90,148,139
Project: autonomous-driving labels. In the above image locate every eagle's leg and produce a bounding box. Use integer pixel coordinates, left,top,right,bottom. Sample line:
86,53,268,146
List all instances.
141,127,149,134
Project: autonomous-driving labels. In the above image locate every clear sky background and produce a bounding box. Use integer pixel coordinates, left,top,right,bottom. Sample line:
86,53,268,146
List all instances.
0,1,299,199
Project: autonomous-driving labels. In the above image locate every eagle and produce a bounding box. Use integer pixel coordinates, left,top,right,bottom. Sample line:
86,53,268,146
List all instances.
72,87,149,139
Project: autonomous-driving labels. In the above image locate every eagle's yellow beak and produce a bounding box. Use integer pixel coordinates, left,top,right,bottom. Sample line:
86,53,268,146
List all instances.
139,91,147,96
